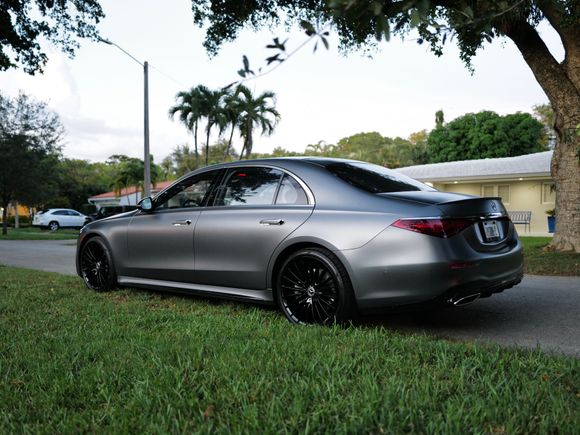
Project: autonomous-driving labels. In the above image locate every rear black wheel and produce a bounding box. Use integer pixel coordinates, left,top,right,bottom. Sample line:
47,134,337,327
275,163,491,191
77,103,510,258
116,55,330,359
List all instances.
80,237,117,292
276,248,356,325
48,221,59,232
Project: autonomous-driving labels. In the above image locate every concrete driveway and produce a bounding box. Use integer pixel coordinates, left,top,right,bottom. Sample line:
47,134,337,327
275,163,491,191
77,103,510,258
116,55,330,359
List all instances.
1,239,579,356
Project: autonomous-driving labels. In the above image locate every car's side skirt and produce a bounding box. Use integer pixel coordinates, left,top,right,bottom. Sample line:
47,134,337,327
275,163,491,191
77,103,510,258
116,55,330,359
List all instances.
117,276,275,305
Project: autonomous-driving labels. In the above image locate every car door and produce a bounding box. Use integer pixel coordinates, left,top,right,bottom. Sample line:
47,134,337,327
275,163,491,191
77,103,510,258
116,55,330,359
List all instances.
52,210,69,226
68,210,85,227
194,166,314,290
124,169,222,282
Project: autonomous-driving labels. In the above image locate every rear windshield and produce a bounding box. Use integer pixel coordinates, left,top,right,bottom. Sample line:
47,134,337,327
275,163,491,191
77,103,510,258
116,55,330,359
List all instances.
326,162,435,193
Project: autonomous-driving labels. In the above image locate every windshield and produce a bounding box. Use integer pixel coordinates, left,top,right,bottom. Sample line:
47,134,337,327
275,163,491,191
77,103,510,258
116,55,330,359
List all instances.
325,162,435,194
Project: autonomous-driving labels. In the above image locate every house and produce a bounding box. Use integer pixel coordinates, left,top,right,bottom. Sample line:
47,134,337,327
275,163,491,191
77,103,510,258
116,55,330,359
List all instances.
396,151,554,234
88,181,173,209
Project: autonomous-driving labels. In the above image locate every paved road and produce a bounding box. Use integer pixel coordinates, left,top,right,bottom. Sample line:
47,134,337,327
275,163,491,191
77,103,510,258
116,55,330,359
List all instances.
1,239,579,356
0,239,77,275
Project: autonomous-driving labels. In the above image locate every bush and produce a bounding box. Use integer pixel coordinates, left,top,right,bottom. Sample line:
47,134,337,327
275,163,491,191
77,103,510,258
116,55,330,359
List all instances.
2,215,31,227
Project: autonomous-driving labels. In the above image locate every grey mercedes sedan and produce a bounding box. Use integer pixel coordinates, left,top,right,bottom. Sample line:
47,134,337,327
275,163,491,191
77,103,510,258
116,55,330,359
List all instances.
77,158,523,325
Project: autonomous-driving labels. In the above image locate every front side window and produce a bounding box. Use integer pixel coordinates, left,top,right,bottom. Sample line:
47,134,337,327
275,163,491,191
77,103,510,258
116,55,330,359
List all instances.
326,162,434,193
216,167,283,206
155,170,219,210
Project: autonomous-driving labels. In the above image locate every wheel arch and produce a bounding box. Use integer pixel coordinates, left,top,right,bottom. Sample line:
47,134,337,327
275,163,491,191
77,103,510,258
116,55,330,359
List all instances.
268,239,356,302
76,231,117,276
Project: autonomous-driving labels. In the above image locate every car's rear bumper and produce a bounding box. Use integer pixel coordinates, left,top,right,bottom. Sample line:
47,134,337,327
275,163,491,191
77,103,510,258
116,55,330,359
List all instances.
337,226,524,313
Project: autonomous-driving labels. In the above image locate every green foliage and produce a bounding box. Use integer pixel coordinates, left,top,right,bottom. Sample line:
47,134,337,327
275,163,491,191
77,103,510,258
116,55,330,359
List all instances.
45,159,112,210
520,237,579,276
1,266,579,432
0,92,63,235
189,1,566,70
0,0,105,74
107,155,162,205
302,132,426,168
170,84,280,163
427,111,546,163
234,85,280,158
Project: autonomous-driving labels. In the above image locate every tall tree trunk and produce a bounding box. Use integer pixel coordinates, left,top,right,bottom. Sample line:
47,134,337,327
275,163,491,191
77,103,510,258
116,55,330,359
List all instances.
1,200,8,236
205,125,211,166
244,123,253,159
14,202,19,229
504,21,580,252
224,123,236,161
193,122,200,169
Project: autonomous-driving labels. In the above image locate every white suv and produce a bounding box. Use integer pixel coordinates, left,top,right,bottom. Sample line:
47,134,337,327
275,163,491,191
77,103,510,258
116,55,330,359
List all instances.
32,209,89,231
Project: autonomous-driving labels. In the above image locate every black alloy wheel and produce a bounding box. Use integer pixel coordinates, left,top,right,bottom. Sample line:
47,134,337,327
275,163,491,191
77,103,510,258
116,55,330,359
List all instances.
48,221,59,232
80,237,117,292
277,248,356,325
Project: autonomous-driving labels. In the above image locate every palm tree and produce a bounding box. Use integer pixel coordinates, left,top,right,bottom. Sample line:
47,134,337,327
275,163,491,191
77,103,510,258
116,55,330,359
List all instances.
234,85,280,159
221,90,242,161
197,87,226,166
169,86,204,169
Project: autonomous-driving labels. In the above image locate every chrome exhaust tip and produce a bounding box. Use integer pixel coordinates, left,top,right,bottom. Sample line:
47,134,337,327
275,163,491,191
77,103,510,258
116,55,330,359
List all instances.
448,293,481,306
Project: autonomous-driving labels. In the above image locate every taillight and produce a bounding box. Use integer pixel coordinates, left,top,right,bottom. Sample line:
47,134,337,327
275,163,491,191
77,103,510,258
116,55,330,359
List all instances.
391,218,475,238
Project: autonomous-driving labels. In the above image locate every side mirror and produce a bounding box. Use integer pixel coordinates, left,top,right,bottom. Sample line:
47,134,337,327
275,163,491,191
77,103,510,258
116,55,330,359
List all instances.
138,197,153,212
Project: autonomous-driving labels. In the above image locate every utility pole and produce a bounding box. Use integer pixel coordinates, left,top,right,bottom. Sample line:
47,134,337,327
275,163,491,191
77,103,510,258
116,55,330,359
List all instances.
98,37,151,198
143,61,151,197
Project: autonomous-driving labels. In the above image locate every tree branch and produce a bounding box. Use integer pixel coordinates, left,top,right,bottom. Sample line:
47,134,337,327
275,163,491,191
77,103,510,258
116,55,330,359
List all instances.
504,19,580,137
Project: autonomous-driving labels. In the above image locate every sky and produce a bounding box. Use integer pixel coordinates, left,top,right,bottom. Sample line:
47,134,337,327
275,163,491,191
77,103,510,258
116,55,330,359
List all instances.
0,0,564,164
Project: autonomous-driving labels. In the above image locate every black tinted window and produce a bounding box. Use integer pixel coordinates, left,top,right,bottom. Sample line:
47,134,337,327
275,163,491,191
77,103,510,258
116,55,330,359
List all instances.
326,162,434,193
218,167,282,206
156,171,219,209
275,175,309,205
53,210,67,215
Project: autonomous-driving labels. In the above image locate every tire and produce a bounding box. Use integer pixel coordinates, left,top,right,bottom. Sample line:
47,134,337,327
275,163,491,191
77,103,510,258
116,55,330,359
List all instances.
79,237,117,292
48,221,59,232
276,247,357,325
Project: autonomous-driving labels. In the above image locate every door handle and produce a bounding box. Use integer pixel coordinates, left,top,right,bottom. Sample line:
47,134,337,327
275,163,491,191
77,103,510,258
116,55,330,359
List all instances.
172,219,192,226
260,219,285,226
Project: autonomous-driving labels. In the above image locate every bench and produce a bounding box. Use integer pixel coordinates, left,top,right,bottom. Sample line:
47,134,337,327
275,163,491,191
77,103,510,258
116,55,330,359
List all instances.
508,211,532,233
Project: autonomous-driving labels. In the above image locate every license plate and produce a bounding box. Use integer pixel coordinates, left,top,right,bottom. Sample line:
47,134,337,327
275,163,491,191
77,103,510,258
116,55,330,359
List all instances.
482,220,500,241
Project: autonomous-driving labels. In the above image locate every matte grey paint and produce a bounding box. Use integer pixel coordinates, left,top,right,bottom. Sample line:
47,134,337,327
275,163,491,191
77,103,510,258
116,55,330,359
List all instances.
77,157,523,312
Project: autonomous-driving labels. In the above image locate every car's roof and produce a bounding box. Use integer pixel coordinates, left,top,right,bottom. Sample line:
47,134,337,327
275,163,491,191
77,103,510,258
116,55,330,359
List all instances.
206,156,363,169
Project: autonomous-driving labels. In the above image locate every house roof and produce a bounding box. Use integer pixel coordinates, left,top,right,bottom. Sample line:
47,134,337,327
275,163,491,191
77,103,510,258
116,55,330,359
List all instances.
395,151,552,182
89,180,173,200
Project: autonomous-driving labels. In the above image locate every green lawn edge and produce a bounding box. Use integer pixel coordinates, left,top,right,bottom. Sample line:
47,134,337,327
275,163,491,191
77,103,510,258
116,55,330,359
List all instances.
0,266,578,433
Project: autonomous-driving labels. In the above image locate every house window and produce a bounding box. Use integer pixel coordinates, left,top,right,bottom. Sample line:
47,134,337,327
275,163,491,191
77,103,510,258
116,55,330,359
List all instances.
498,185,510,204
542,182,555,204
482,185,494,197
481,184,510,204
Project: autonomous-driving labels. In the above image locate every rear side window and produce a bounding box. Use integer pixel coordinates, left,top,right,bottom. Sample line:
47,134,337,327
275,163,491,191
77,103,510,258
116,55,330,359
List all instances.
275,175,309,205
326,162,435,193
217,167,283,206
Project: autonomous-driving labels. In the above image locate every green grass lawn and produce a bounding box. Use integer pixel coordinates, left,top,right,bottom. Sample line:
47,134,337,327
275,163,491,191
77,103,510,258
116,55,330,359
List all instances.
520,237,579,276
0,266,578,433
0,226,79,240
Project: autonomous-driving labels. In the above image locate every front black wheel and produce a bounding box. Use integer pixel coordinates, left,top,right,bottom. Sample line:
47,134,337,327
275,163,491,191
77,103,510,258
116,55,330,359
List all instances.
80,237,117,292
276,248,356,325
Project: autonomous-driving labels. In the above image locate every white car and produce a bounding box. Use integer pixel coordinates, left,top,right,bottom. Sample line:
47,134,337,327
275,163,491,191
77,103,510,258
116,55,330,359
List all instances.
32,208,88,231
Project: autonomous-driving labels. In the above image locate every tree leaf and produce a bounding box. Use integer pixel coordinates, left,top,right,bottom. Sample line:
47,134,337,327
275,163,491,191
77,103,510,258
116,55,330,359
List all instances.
321,36,329,50
300,20,316,36
371,1,382,15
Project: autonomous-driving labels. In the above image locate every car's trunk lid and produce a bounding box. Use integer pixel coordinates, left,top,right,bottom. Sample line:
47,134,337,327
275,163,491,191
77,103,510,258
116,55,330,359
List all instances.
379,191,515,251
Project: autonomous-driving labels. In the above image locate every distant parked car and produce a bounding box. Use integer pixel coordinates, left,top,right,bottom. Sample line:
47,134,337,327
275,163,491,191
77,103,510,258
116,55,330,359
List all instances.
33,209,89,231
86,205,137,223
